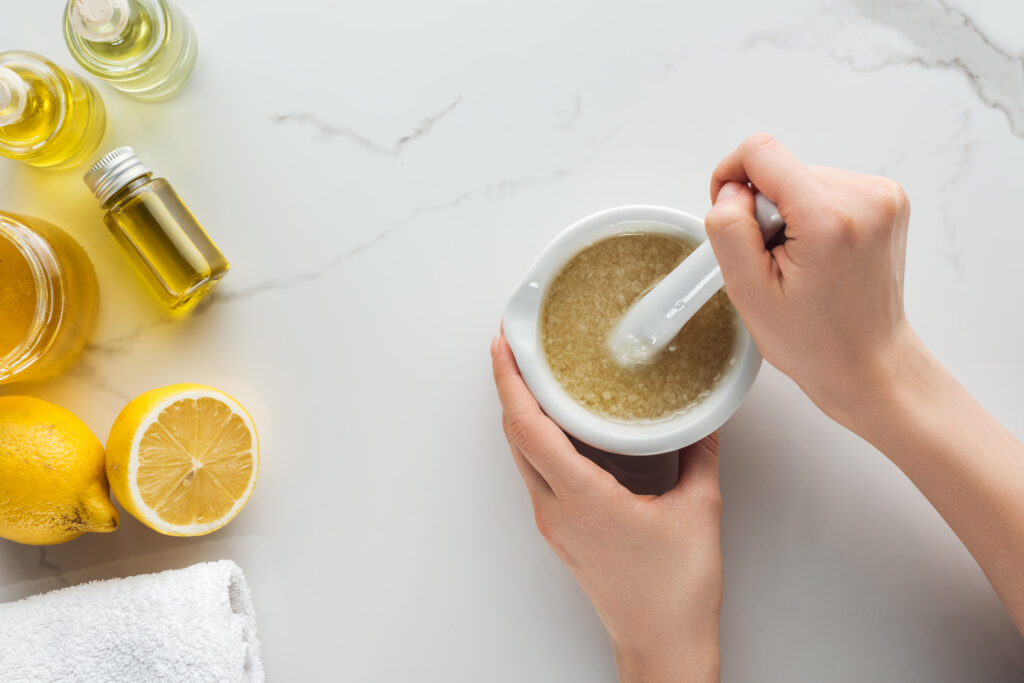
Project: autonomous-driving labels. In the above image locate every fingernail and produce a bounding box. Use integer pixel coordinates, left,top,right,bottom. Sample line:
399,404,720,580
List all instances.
716,181,744,202
490,335,500,358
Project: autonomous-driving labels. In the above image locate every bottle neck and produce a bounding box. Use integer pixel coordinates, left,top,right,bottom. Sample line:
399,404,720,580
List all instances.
102,173,154,210
69,0,132,43
0,67,28,127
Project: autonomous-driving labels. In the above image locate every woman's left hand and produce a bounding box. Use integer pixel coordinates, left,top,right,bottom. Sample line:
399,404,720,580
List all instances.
491,334,723,683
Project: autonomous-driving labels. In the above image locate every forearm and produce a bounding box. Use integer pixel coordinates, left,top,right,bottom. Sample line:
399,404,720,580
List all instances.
833,328,1024,632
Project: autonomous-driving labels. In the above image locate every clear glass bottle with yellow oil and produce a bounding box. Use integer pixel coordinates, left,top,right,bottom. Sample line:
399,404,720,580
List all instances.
63,0,197,100
0,212,99,384
0,51,106,169
84,147,229,310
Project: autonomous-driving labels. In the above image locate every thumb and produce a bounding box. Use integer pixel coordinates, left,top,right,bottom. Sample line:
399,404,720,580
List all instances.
704,182,774,304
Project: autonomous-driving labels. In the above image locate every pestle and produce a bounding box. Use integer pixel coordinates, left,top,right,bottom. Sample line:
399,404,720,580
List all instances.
608,192,786,366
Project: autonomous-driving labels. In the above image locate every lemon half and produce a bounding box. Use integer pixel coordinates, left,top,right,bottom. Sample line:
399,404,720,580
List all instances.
106,384,259,536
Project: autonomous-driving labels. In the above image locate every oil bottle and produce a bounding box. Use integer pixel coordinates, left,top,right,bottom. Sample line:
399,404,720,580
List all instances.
63,0,198,100
84,147,229,310
0,51,106,169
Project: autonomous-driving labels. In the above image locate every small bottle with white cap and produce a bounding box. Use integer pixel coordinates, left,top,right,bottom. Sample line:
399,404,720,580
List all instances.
84,147,229,310
0,51,106,168
63,0,197,100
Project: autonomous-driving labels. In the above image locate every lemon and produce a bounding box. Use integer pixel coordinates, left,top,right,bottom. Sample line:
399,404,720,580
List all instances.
0,396,119,545
106,384,259,536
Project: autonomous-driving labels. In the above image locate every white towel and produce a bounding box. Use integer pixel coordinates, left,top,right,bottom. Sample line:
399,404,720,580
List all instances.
0,560,264,682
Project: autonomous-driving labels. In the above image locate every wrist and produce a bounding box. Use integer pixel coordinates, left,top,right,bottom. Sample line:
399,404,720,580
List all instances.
611,624,720,683
818,323,946,447
809,323,919,427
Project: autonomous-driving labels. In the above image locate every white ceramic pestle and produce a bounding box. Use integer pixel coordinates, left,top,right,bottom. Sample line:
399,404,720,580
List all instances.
608,193,785,366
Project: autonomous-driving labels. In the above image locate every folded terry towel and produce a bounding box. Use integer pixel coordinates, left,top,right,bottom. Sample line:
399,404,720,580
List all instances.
0,560,263,682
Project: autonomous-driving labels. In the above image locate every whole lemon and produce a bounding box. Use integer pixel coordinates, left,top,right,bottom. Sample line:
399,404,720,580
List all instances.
0,396,119,545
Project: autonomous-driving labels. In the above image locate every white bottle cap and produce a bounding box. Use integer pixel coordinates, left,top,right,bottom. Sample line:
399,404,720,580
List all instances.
0,67,27,127
70,0,131,42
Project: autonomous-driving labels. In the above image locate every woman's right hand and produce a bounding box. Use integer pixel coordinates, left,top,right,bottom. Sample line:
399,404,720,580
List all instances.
704,134,914,424
706,136,1024,638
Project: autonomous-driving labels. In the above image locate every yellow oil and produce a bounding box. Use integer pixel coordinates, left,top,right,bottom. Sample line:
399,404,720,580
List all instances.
64,0,197,100
104,178,229,310
0,212,98,384
0,52,106,169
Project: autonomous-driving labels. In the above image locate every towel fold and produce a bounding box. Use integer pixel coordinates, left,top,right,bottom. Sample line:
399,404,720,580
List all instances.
0,560,264,682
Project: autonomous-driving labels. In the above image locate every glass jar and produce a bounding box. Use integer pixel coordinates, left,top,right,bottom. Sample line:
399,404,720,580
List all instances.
0,212,99,384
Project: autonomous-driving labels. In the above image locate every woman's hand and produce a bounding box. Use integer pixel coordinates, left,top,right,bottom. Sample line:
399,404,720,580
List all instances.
705,133,913,425
704,135,1024,636
491,334,723,683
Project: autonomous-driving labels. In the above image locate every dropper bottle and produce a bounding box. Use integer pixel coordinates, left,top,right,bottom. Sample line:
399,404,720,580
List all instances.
0,51,106,169
63,0,198,100
84,147,229,310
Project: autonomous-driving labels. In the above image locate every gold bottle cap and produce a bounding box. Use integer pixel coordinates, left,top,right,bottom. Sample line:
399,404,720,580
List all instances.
84,147,152,206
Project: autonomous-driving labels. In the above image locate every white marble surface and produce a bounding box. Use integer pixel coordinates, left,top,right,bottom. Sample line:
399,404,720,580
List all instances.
2,0,1024,680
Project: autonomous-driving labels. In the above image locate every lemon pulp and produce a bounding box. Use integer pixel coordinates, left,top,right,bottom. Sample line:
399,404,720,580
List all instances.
136,396,254,527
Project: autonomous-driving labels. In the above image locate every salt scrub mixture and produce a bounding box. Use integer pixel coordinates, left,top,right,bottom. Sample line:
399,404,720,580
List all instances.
541,233,737,422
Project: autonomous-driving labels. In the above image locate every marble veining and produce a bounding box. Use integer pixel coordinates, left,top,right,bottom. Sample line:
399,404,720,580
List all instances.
750,0,1024,137
557,94,582,130
85,324,164,356
203,159,584,305
270,97,463,155
36,548,69,587
937,110,976,278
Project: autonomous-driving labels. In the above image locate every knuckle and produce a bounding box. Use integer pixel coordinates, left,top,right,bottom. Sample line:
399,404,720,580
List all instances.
824,205,858,244
504,409,536,448
534,508,571,561
533,506,555,542
691,482,723,515
704,205,744,237
875,178,908,219
704,209,728,237
742,132,777,155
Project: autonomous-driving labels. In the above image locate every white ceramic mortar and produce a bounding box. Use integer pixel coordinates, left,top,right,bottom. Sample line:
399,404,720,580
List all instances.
503,205,763,456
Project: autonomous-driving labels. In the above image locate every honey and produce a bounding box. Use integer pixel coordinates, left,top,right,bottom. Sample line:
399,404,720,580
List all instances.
541,233,736,422
0,213,98,384
0,232,37,358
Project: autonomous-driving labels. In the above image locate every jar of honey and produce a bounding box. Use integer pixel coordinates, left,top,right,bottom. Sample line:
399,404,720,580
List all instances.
0,212,98,384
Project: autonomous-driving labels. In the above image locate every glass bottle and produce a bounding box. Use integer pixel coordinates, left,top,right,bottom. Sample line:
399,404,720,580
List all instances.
0,212,99,384
83,147,229,310
0,51,106,169
63,0,197,100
